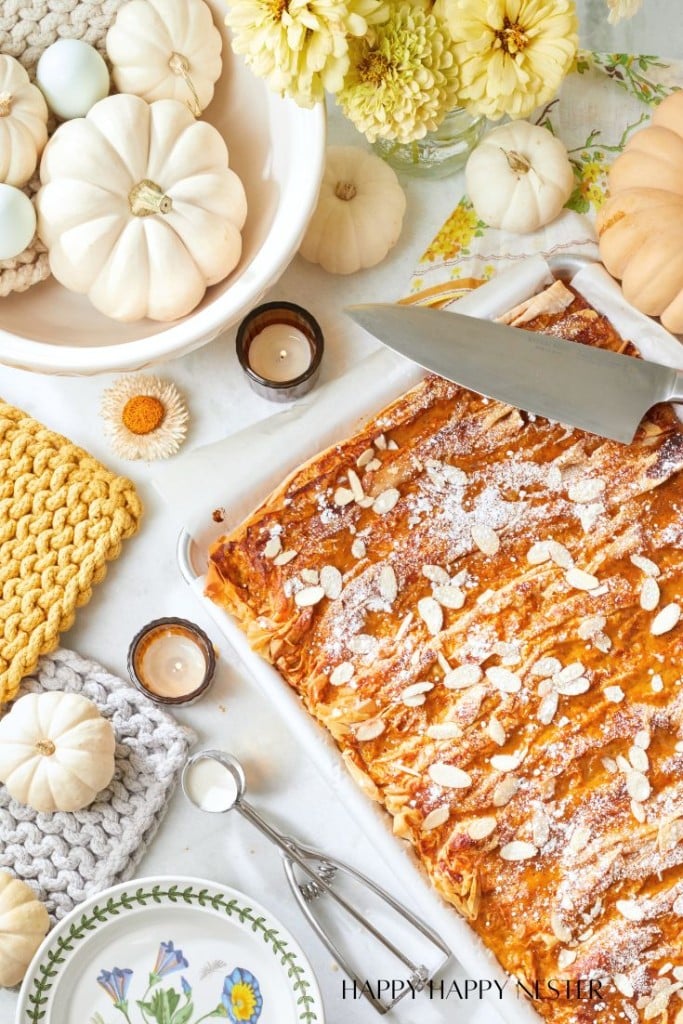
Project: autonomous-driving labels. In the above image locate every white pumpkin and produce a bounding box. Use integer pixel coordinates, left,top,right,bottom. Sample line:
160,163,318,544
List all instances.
299,146,406,275
0,872,49,987
0,692,115,813
465,121,575,235
36,94,247,322
106,0,222,116
0,55,48,187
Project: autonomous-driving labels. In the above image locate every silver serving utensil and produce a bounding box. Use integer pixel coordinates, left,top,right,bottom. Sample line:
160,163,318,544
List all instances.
182,749,450,1015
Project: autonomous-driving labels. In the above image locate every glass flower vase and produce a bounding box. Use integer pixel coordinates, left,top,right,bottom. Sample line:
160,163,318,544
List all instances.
373,107,486,178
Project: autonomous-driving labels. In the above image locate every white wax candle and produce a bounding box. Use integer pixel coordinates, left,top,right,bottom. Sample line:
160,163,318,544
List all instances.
138,628,207,699
248,324,312,382
185,758,238,813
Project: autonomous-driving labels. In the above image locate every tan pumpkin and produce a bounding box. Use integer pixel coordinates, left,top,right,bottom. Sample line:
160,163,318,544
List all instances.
0,871,49,987
0,55,48,187
598,91,683,333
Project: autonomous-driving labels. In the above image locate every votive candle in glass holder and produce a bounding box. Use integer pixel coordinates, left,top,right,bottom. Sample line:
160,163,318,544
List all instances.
236,301,324,402
127,617,216,706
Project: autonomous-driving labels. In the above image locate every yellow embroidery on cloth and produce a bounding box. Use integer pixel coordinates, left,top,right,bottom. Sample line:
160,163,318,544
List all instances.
0,400,143,703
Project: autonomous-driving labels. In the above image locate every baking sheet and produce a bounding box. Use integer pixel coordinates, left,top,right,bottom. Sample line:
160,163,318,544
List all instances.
155,256,683,1024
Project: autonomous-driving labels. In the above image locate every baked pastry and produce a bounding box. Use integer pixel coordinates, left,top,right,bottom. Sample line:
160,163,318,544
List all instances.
207,282,683,1024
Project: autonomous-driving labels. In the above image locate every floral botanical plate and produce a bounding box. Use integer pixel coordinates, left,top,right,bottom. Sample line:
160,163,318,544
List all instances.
16,876,324,1024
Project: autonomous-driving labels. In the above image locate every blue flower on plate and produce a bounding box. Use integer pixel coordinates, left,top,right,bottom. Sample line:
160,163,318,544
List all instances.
221,968,263,1023
97,967,133,1007
181,976,192,997
151,940,189,982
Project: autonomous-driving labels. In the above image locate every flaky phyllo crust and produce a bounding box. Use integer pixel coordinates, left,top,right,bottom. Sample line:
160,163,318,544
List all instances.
207,287,683,1024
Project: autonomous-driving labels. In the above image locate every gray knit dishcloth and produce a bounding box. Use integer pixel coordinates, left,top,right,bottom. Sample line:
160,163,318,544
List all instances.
0,648,195,922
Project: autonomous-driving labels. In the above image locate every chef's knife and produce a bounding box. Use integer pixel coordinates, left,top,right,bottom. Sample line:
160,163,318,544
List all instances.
346,304,683,443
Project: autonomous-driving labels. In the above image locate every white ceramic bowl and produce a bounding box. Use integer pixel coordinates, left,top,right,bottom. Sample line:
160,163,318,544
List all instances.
0,5,326,375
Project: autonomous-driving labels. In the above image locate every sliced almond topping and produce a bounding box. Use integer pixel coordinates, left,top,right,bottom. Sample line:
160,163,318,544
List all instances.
500,841,537,862
555,676,590,697
491,752,524,772
351,539,366,559
468,817,497,841
374,433,387,450
348,633,377,656
651,674,664,693
550,910,572,943
444,664,483,690
672,966,683,980
264,535,282,559
640,577,661,612
626,771,651,802
348,469,365,502
330,661,355,686
366,458,382,472
274,549,298,566
628,746,649,773
418,597,443,636
427,722,462,740
651,603,681,636
373,488,400,515
657,819,683,853
422,806,450,832
493,641,521,667
604,685,625,703
295,585,326,608
531,657,562,678
379,565,398,603
547,541,574,570
486,666,522,694
334,486,355,506
569,826,590,853
538,692,559,725
429,762,472,789
634,729,651,750
422,564,450,584
395,612,414,643
487,716,506,746
630,553,660,578
527,541,550,565
532,808,551,848
357,496,374,509
493,776,519,807
471,524,500,556
555,662,585,683
613,975,634,998
357,447,375,468
355,719,385,742
672,895,683,916
578,615,606,640
565,567,599,591
433,584,465,610
387,439,399,451
558,949,578,970
593,632,612,653
616,899,644,922
616,754,631,774
301,568,319,585
631,800,646,823
602,756,618,774
568,478,606,504
401,681,434,706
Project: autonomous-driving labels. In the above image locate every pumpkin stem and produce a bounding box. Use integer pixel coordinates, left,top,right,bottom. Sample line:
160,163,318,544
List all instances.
335,181,357,201
0,92,13,117
504,149,532,175
129,179,173,217
168,51,202,118
36,739,56,756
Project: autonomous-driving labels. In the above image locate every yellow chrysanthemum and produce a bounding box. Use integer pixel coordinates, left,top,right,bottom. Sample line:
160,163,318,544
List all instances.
441,0,578,121
605,0,643,23
338,3,460,143
226,0,388,107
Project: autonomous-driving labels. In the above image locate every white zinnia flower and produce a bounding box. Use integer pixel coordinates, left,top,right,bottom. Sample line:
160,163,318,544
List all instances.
100,375,189,460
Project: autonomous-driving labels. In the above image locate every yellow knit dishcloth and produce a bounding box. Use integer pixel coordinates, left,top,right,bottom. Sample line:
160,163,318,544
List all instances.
0,400,143,703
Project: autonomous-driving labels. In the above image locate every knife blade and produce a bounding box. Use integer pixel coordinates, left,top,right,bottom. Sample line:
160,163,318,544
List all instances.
346,303,683,443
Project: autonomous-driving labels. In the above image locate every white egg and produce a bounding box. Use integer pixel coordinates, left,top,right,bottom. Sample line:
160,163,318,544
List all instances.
36,39,110,120
0,184,37,260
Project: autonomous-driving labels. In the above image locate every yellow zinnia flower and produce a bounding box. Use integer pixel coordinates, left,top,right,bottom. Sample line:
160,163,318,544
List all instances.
441,0,578,121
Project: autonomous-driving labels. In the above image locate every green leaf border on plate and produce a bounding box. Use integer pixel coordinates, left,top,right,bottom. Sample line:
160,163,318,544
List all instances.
24,884,320,1024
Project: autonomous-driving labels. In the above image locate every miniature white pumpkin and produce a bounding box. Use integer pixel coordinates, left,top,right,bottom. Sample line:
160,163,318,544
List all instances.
465,121,574,235
36,93,247,322
299,146,406,275
0,872,49,987
106,0,222,116
0,55,48,187
0,691,116,813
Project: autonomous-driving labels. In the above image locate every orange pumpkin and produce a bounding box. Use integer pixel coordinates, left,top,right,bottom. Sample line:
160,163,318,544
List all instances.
598,91,683,333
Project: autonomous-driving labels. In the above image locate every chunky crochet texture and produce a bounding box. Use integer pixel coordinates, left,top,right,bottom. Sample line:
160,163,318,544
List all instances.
0,0,126,295
0,649,195,922
0,399,142,702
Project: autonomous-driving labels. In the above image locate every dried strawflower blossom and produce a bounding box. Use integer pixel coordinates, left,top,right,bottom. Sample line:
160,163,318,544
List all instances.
605,0,643,22
225,0,388,107
338,3,460,144
441,0,578,121
101,375,189,460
